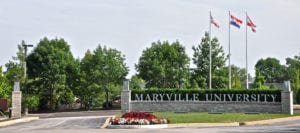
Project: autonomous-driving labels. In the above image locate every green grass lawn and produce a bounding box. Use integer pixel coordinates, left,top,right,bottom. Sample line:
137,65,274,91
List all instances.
152,112,300,124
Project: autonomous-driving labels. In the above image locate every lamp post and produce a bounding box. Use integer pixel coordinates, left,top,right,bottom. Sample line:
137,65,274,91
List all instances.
22,44,33,115
23,44,33,80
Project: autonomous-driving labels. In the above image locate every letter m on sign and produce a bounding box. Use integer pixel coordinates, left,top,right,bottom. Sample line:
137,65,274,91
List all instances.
135,94,143,101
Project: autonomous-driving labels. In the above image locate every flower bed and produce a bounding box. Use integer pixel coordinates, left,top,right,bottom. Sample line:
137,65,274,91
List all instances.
111,112,169,125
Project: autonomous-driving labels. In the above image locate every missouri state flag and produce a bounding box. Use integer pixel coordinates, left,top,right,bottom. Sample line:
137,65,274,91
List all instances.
230,15,243,28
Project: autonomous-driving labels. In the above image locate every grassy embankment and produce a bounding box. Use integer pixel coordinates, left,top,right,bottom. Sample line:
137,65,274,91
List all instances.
152,112,300,124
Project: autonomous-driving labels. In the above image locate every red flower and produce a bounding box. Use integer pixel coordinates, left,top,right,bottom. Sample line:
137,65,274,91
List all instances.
110,112,170,125
121,112,158,120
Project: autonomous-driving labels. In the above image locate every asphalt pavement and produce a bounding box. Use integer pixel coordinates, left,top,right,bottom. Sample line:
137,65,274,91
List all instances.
1,109,300,133
1,118,300,133
27,110,119,118
0,116,108,133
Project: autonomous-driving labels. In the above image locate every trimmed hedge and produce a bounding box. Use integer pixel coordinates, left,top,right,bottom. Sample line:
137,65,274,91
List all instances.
131,88,282,102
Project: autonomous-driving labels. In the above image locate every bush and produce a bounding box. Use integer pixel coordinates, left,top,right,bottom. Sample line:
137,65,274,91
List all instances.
26,95,40,111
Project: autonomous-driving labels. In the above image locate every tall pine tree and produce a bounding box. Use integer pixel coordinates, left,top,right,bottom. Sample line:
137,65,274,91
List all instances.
192,32,226,88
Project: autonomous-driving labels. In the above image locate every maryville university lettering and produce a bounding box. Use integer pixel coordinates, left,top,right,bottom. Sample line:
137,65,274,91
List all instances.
133,93,279,103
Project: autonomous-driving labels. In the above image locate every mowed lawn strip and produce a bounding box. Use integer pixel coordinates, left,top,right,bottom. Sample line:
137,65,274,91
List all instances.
153,112,300,124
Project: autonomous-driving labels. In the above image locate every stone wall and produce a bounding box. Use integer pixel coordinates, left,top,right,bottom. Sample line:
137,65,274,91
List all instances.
130,101,282,113
121,80,294,114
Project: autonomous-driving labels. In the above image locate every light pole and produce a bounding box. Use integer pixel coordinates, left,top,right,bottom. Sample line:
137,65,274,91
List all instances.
23,44,33,80
22,44,33,115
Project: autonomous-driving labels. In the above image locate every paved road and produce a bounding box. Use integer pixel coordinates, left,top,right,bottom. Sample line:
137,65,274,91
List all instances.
0,116,108,133
27,110,119,118
1,117,300,133
1,109,300,133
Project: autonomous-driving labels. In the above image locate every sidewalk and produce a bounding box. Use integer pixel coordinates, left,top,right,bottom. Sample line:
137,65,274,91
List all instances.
0,117,39,127
240,116,300,126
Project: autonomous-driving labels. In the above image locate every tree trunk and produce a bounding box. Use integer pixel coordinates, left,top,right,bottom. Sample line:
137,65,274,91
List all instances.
105,90,109,109
50,84,53,111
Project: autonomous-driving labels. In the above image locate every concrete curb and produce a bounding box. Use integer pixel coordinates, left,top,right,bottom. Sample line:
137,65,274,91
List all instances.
0,117,39,127
240,116,300,126
101,117,112,129
105,122,239,129
107,124,168,129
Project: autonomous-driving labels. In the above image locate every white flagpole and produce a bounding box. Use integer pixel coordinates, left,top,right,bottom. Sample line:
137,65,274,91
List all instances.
209,11,212,89
246,12,249,89
228,11,231,89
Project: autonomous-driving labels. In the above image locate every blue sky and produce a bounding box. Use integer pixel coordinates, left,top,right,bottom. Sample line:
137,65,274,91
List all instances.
0,0,299,78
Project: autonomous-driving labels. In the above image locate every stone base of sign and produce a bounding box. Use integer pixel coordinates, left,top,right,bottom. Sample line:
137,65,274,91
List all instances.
11,91,22,119
130,101,282,113
107,124,168,129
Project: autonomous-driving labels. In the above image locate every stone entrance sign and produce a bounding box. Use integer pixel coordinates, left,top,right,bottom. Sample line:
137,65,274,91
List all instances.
122,80,293,115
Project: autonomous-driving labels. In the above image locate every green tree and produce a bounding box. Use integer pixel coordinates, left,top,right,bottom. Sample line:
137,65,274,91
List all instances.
62,58,80,107
4,41,34,111
26,38,76,110
255,57,286,83
231,65,248,89
26,95,39,111
78,50,100,109
130,75,146,90
94,45,128,109
213,65,247,89
136,40,190,88
254,71,266,88
0,66,12,101
192,32,226,88
286,53,300,103
79,46,128,109
4,41,26,85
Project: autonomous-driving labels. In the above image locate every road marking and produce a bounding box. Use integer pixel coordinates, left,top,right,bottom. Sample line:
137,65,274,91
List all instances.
42,116,113,120
52,119,67,127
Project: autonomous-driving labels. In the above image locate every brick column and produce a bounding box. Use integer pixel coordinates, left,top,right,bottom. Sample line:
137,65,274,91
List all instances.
121,79,131,113
281,81,293,115
11,81,22,118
